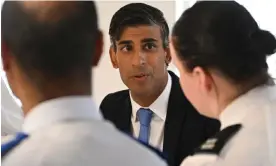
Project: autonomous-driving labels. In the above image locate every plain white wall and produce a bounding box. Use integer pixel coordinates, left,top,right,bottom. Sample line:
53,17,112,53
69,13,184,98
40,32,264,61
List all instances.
93,1,177,105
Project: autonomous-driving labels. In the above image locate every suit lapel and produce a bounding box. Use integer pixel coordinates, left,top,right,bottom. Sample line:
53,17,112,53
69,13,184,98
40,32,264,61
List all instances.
116,93,132,134
163,71,187,164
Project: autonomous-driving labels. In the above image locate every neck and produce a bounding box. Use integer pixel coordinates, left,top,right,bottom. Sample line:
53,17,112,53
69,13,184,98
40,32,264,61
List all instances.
215,83,256,119
20,83,91,117
216,91,239,119
131,74,168,107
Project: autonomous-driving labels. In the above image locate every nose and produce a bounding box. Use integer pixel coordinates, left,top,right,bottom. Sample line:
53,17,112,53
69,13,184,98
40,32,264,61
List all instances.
132,51,146,67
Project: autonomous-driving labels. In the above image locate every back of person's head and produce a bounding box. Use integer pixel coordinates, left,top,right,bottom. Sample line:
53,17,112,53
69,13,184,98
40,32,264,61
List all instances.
170,1,276,118
2,1,103,109
172,1,276,85
2,1,102,90
109,3,169,50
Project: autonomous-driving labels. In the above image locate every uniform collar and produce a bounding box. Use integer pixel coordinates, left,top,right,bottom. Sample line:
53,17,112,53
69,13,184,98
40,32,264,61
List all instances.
219,85,271,129
23,96,102,133
130,73,172,121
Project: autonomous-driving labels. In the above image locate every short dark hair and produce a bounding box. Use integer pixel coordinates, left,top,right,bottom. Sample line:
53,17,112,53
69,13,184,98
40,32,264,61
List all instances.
109,3,169,50
2,1,99,83
172,1,276,85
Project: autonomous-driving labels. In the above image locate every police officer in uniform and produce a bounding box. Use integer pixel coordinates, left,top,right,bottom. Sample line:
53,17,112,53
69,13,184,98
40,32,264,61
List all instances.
170,1,276,166
1,1,167,166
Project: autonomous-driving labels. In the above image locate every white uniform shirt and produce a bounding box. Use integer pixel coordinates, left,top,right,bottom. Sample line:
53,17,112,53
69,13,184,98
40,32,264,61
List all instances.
2,96,167,166
130,73,172,150
181,85,276,166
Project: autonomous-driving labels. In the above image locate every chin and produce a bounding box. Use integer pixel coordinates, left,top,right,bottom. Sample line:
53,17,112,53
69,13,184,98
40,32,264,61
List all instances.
127,83,148,93
199,110,217,119
130,88,148,95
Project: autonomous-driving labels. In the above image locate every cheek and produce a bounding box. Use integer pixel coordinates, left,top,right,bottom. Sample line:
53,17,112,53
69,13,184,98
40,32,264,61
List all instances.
146,53,166,72
179,73,198,104
116,56,130,72
179,72,207,116
180,73,215,118
115,59,130,83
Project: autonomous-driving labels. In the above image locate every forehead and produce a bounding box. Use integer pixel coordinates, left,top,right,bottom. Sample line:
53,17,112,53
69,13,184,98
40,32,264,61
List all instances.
119,25,162,42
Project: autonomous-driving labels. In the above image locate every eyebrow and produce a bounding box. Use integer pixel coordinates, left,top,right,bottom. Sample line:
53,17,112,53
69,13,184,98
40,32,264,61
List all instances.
118,38,158,45
118,40,132,45
141,38,158,43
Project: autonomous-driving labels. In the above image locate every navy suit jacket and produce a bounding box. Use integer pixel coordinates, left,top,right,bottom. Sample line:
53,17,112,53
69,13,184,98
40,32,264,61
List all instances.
100,71,220,166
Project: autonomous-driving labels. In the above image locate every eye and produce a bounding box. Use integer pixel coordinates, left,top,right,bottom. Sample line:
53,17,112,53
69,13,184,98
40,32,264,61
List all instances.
143,43,157,50
120,45,132,52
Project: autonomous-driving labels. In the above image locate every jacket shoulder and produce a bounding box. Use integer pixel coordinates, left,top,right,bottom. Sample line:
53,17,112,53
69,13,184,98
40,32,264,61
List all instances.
99,90,129,111
99,90,130,120
100,90,129,105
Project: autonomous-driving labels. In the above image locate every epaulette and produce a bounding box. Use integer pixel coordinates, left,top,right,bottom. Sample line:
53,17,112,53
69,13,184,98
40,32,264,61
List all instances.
1,132,29,159
194,124,242,155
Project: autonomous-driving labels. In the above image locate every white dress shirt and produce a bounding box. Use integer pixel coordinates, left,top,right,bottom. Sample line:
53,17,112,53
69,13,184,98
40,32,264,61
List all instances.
2,96,167,166
130,73,172,150
181,85,276,166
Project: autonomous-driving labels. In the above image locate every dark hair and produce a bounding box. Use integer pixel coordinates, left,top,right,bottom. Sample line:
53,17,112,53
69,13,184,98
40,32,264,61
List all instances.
172,1,276,85
109,3,169,50
2,1,99,83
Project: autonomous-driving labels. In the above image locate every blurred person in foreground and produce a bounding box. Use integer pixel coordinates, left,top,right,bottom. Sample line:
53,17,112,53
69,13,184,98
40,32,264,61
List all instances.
170,1,276,166
100,3,220,166
1,1,167,166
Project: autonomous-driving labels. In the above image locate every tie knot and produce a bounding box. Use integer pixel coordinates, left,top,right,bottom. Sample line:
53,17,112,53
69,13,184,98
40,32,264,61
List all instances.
137,108,153,127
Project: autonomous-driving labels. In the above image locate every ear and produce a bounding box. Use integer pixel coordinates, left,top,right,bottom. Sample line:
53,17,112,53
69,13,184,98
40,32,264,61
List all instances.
92,30,104,67
192,67,213,93
109,46,118,69
1,41,12,72
164,47,172,66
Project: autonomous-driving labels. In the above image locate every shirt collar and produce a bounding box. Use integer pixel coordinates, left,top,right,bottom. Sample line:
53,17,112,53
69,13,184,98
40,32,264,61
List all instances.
219,85,270,129
130,73,172,121
23,96,102,133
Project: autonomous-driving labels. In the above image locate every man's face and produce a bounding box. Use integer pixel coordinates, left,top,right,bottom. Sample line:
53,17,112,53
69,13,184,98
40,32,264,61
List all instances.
110,25,171,95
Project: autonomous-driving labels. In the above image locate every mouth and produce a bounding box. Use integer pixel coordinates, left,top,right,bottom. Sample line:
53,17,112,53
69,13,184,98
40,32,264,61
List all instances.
133,73,149,80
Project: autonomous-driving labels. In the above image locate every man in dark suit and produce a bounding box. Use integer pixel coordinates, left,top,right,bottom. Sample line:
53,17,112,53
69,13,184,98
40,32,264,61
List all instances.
100,3,220,166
